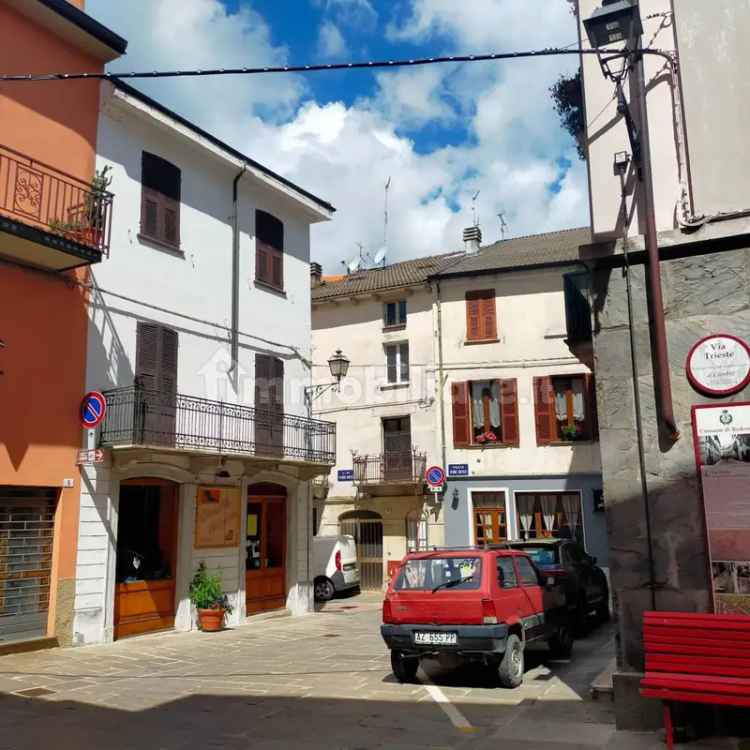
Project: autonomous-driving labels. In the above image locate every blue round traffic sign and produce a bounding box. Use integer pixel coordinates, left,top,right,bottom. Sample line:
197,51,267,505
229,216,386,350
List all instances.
425,465,446,488
80,391,107,429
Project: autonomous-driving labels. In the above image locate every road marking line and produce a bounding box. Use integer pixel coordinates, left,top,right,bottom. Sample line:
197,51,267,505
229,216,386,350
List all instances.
420,676,477,733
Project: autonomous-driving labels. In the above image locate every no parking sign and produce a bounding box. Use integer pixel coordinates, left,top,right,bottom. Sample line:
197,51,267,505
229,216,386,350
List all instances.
424,465,446,493
80,391,107,429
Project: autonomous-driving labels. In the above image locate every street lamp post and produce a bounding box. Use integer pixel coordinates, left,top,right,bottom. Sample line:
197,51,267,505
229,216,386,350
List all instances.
584,0,678,441
304,349,350,409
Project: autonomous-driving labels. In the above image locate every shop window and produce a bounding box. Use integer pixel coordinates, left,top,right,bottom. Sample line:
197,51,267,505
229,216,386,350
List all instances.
140,152,181,248
384,300,407,329
451,379,519,447
385,342,409,384
465,289,497,342
255,210,284,291
515,492,584,545
533,374,599,444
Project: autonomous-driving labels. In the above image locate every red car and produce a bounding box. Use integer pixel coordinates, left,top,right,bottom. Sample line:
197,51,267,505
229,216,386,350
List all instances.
381,548,571,688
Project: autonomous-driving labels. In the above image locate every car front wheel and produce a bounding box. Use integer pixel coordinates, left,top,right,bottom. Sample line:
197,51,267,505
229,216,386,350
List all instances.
313,577,335,602
498,634,524,688
391,650,419,683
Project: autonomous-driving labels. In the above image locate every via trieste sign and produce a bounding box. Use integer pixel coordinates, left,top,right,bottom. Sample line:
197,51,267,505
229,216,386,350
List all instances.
687,334,750,397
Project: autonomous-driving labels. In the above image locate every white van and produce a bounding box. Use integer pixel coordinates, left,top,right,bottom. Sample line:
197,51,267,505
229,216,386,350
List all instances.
312,535,360,601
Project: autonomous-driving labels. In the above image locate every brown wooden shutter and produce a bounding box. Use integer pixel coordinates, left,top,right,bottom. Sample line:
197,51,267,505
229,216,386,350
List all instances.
271,250,283,289
585,373,599,441
256,241,270,284
451,381,471,447
159,327,179,396
163,196,180,246
500,379,519,447
271,357,284,411
141,188,159,239
481,294,497,340
135,322,160,392
255,354,271,406
466,296,481,341
533,376,555,446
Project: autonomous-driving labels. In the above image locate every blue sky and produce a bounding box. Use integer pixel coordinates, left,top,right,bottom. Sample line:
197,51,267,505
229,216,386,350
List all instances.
89,0,589,271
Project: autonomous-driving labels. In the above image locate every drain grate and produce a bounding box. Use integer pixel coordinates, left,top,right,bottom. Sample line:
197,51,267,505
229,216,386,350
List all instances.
15,687,56,698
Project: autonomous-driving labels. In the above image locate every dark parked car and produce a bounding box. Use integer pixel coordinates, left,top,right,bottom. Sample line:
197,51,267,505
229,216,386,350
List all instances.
507,539,609,633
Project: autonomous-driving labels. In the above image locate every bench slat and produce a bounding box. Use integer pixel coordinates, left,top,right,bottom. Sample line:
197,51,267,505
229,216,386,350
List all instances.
641,687,750,709
644,627,750,645
644,642,750,660
644,612,750,630
647,657,750,679
642,673,750,696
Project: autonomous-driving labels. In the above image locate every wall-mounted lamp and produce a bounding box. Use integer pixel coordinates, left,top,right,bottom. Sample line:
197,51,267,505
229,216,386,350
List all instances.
613,150,631,177
304,349,351,406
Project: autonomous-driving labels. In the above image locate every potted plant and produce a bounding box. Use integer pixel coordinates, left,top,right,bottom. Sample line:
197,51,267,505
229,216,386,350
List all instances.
560,424,583,442
189,562,233,632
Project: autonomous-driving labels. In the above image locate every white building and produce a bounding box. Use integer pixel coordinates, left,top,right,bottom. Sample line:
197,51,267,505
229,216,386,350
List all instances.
311,227,607,589
73,80,335,645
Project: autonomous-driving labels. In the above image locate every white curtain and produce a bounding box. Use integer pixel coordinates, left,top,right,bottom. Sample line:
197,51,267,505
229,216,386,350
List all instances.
516,495,534,540
490,380,501,428
540,495,558,534
554,389,567,422
471,382,485,430
561,494,580,537
572,378,585,421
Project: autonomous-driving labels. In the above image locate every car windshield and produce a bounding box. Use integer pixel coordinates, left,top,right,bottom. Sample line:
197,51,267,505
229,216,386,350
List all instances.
519,547,558,567
394,557,482,591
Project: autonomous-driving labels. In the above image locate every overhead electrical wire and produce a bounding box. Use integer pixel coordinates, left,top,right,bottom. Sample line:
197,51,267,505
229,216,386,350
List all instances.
0,47,675,83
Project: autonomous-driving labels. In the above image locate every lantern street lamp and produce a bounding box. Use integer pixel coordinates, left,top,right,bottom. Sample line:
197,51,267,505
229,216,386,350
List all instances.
583,0,642,49
304,349,350,407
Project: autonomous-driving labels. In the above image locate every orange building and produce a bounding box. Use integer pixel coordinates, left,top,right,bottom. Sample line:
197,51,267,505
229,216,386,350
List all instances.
0,0,126,648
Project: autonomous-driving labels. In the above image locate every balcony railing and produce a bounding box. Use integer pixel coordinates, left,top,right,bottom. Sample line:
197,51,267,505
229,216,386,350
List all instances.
0,143,113,255
353,451,427,485
99,386,336,465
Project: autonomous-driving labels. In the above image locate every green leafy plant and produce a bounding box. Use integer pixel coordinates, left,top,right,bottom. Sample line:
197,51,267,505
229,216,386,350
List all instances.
189,562,233,612
560,424,583,441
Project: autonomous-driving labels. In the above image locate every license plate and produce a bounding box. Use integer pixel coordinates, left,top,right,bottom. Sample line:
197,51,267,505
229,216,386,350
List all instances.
413,631,457,645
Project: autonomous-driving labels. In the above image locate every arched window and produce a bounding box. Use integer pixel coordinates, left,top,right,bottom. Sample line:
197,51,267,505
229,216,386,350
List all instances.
406,510,428,552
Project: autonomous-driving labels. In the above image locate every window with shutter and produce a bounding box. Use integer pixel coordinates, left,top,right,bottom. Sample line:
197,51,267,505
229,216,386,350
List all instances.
465,290,497,342
140,152,181,248
535,374,596,443
533,376,555,446
451,382,470,448
255,353,284,456
500,379,519,447
462,378,518,447
135,322,178,445
256,210,284,291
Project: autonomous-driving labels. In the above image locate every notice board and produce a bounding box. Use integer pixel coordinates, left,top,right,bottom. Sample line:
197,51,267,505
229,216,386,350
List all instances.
194,486,241,549
693,403,750,615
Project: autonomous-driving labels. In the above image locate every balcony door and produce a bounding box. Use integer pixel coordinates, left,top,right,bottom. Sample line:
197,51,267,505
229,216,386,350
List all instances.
246,484,287,615
135,323,178,447
383,417,412,481
255,354,284,457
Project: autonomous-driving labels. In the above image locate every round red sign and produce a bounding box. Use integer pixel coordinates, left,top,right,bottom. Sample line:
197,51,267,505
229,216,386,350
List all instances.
686,334,750,397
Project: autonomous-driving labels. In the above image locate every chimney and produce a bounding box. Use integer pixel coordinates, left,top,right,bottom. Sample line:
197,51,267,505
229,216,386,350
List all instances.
310,262,322,287
463,226,482,255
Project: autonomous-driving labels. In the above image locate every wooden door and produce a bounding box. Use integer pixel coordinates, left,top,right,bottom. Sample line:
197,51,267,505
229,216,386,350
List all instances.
135,323,178,446
255,354,284,457
383,417,412,480
114,480,178,639
246,488,287,615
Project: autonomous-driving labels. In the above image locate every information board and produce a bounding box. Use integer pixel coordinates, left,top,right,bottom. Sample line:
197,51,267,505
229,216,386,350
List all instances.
194,486,241,549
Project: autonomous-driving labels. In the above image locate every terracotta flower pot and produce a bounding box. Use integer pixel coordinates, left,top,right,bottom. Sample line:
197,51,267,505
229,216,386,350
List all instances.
197,607,225,632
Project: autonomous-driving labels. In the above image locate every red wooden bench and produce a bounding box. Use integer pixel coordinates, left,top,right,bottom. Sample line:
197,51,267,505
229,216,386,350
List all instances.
640,611,750,750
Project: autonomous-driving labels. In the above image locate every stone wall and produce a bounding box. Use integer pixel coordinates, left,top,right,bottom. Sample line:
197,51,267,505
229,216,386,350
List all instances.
591,244,750,673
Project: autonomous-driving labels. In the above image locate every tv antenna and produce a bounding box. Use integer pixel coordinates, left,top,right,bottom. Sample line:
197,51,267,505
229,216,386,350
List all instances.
471,191,480,228
498,212,509,241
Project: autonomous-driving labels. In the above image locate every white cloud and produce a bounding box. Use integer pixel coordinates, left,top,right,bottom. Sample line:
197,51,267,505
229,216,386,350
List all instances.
320,0,378,31
87,0,589,272
317,21,349,59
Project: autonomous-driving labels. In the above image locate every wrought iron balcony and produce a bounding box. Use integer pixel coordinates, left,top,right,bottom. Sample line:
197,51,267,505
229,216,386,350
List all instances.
0,143,113,270
99,386,336,465
353,450,427,487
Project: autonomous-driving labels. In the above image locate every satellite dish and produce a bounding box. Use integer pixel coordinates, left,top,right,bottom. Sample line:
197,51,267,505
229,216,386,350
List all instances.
347,256,362,273
373,247,387,266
